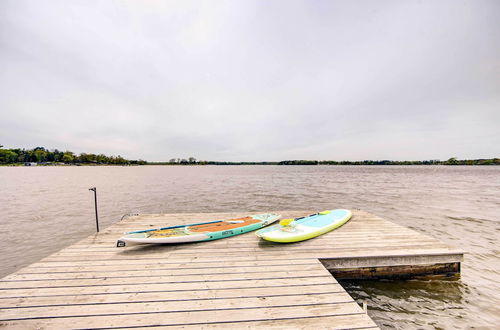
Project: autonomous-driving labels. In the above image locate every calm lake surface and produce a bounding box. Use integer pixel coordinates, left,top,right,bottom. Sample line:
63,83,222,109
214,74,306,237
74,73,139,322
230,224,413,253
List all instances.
0,165,499,328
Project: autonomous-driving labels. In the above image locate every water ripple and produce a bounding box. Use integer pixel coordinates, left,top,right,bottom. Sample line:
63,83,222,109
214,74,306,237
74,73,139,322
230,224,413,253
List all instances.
0,165,499,328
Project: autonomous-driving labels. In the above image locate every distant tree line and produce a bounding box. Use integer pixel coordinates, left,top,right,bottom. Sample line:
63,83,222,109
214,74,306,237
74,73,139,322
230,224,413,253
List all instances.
1,145,498,166
152,157,499,166
280,158,500,165
0,145,146,165
278,160,319,165
148,157,279,165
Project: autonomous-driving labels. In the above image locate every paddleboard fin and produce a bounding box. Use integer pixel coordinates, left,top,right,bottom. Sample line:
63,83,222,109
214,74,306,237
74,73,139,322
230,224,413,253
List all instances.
116,240,126,247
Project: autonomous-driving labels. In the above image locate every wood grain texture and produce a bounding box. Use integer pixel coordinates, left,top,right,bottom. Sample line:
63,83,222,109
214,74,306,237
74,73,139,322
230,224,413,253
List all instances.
0,210,464,329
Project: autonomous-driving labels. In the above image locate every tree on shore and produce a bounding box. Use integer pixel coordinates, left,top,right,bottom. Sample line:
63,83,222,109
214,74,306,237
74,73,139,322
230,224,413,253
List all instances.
62,151,74,163
0,149,17,163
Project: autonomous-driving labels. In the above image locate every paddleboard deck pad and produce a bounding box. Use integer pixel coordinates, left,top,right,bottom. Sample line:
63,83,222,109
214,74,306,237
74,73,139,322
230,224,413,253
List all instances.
117,213,280,247
255,209,352,243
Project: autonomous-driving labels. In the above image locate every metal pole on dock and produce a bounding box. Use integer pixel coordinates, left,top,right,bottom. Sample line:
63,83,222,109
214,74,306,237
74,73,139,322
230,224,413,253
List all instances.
89,187,99,232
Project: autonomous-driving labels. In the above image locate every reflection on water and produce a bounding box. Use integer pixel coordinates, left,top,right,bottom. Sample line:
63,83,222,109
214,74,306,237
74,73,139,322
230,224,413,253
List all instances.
0,165,499,328
340,274,472,329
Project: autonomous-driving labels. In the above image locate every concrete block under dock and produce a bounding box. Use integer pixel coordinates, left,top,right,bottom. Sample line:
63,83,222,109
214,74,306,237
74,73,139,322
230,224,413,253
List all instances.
0,210,463,329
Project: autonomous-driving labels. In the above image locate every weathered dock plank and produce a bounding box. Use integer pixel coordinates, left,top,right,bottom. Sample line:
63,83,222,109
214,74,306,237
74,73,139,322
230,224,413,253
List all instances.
0,210,463,329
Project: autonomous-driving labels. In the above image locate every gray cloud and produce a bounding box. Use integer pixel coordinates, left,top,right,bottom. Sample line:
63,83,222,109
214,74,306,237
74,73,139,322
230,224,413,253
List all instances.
1,0,499,161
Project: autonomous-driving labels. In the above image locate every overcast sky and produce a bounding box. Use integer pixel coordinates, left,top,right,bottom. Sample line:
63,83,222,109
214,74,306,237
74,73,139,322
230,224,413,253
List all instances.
1,0,499,161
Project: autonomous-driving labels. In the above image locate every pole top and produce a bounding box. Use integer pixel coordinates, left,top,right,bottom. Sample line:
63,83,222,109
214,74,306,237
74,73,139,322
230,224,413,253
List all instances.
89,187,96,192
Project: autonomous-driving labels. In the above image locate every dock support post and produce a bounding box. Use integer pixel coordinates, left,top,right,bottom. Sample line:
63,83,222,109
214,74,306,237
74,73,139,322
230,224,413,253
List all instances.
89,187,99,232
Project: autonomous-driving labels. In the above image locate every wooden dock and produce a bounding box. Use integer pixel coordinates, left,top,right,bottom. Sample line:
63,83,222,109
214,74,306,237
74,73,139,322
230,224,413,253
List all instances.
0,210,463,329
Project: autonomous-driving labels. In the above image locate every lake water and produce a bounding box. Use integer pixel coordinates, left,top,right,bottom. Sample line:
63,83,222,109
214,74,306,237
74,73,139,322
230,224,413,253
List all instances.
0,165,499,328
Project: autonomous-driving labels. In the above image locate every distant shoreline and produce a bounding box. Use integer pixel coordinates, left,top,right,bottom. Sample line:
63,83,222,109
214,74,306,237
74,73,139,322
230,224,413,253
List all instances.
1,146,498,166
1,161,499,167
